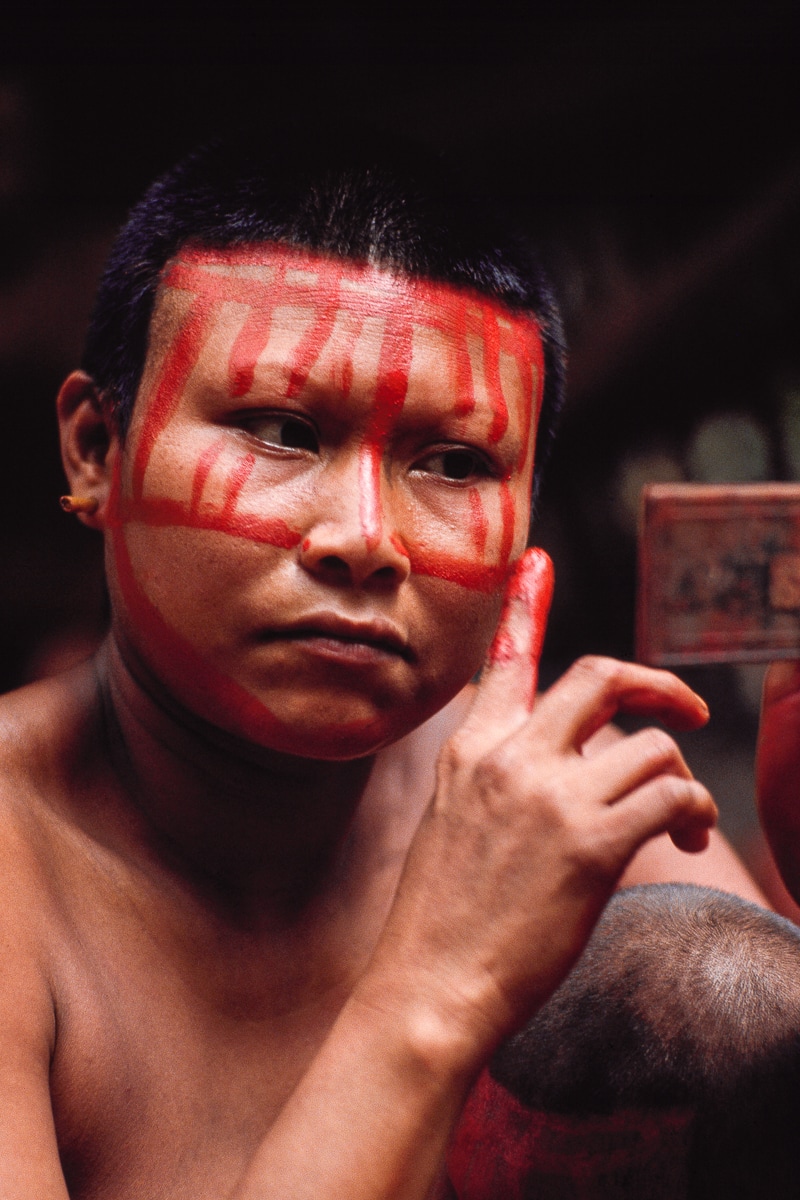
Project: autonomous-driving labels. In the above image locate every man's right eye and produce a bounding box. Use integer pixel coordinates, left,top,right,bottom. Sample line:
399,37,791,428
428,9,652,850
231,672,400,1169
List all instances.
245,413,319,452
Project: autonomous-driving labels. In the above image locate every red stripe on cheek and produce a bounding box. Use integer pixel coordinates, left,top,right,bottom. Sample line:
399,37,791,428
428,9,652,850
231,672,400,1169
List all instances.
404,544,503,592
190,438,226,516
468,488,488,557
389,533,411,561
220,453,256,519
499,484,516,568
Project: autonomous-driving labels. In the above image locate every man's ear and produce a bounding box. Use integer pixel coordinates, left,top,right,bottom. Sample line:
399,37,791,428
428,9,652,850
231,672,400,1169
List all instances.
57,370,117,529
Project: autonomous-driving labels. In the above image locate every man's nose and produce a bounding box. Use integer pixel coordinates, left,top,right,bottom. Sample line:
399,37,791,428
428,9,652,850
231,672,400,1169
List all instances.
299,448,411,589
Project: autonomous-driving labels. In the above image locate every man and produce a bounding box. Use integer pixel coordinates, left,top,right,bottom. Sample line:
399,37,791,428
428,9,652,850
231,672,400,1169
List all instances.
0,131,769,1198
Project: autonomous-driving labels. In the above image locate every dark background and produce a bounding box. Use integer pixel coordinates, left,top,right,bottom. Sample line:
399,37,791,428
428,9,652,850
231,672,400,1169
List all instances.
2,7,799,882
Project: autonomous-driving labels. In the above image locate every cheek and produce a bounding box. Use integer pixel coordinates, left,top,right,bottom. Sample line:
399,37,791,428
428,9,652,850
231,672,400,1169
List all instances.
396,481,531,595
413,579,505,690
117,525,255,643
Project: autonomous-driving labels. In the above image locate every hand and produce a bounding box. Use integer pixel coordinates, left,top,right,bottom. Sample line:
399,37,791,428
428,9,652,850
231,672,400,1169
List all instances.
366,548,717,1057
757,661,800,904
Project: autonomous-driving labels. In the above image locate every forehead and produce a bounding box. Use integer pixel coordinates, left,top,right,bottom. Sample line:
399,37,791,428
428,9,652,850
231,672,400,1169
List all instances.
149,242,542,376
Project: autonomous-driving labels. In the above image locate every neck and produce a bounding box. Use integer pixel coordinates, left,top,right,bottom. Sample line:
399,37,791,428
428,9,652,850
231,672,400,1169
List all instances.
94,636,379,915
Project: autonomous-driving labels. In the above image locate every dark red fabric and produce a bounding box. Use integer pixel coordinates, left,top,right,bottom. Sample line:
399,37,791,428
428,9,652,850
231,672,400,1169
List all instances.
447,1070,693,1199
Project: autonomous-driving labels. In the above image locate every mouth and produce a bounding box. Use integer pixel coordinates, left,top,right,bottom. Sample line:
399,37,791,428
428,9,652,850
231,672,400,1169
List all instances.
264,614,414,662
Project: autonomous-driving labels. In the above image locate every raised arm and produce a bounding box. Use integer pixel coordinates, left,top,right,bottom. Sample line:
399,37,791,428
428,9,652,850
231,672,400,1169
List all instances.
232,549,716,1200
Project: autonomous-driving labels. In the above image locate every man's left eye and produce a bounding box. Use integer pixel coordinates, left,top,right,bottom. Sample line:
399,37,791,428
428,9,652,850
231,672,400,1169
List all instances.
414,448,492,481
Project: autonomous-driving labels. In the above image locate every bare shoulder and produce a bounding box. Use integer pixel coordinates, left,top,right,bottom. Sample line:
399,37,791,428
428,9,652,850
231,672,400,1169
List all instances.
0,677,79,1198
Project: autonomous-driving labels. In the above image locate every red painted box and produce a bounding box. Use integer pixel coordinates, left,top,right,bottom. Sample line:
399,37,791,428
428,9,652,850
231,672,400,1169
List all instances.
637,483,800,666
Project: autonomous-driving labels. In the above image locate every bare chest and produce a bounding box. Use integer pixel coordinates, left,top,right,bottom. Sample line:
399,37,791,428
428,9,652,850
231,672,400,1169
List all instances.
48,888,357,1199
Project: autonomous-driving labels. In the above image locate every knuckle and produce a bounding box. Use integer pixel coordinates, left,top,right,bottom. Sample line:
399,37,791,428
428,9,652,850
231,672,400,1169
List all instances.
571,654,623,691
638,726,680,767
651,774,699,810
473,747,518,797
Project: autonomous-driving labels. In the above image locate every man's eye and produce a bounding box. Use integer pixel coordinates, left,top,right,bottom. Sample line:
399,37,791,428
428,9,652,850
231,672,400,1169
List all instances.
246,413,319,452
416,448,492,481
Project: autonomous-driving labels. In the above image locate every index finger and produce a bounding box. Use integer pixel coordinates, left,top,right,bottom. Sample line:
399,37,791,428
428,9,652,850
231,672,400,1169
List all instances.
461,547,554,734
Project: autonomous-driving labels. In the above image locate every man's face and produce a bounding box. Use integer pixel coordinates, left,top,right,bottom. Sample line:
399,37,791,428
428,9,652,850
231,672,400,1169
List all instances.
105,244,544,759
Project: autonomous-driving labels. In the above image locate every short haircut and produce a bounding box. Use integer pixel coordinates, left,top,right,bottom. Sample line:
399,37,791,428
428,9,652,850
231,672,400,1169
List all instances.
490,884,800,1197
81,124,565,505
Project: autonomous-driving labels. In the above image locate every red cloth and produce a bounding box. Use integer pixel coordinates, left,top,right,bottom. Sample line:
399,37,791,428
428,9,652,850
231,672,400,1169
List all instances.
447,1070,693,1199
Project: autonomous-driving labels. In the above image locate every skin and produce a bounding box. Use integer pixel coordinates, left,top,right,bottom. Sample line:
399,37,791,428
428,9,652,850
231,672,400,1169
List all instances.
0,244,761,1199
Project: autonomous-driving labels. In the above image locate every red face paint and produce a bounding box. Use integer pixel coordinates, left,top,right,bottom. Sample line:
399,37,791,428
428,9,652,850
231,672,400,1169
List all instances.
111,244,545,754
487,548,554,710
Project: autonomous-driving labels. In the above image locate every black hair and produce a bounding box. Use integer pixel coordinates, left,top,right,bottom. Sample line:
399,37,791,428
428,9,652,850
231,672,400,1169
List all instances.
81,125,565,504
491,884,800,1198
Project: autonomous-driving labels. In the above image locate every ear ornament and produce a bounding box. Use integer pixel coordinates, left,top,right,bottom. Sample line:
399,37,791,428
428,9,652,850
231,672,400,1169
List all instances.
59,495,99,515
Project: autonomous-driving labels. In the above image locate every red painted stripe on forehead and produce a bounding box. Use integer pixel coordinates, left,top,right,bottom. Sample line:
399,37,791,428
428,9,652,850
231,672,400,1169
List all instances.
358,307,415,548
483,307,508,445
132,294,215,499
283,263,346,399
508,322,544,474
229,308,277,398
451,293,477,419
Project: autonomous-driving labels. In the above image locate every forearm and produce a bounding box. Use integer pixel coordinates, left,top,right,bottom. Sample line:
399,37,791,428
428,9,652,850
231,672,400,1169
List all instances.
618,828,769,906
232,981,478,1200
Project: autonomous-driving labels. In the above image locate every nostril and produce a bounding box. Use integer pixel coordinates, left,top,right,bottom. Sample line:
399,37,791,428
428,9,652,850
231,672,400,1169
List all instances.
372,565,400,583
317,555,351,577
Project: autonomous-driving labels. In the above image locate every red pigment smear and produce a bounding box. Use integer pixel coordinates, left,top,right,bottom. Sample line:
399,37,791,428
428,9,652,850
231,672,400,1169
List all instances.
447,1069,692,1199
359,308,414,549
132,293,215,500
503,323,543,474
229,308,278,398
389,533,411,561
284,265,346,399
468,488,488,557
226,253,288,398
451,293,476,419
405,544,505,593
189,438,226,516
220,453,256,520
487,548,554,709
482,307,508,444
122,495,301,550
110,463,378,756
498,483,516,570
136,246,542,594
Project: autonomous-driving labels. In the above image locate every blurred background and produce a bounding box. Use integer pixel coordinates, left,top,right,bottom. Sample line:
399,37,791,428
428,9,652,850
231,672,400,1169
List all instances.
2,6,799,905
